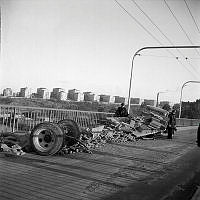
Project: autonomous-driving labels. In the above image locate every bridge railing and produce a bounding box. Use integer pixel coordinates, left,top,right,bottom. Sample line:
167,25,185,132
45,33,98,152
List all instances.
176,118,200,127
0,105,114,132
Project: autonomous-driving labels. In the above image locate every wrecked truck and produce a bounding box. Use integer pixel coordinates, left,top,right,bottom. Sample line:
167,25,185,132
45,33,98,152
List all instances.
0,105,169,156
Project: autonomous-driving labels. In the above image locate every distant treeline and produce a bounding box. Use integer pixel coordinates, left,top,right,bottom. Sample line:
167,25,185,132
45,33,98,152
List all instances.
181,99,200,119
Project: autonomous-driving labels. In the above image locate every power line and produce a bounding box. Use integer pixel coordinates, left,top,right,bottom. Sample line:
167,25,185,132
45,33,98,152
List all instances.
176,59,199,79
184,0,200,34
114,0,163,46
130,1,185,58
129,0,200,77
163,0,200,57
139,53,200,61
185,59,200,75
114,0,199,79
131,0,175,46
139,53,200,76
114,0,178,58
188,57,200,60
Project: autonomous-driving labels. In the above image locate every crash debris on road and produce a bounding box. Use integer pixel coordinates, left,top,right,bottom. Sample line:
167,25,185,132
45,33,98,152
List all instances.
0,133,26,156
0,105,169,156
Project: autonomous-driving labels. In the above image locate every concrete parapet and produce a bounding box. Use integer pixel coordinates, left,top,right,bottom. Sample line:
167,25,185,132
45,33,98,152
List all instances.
176,118,200,127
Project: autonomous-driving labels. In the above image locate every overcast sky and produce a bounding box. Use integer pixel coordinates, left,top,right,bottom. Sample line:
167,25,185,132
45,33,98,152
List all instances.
1,0,200,103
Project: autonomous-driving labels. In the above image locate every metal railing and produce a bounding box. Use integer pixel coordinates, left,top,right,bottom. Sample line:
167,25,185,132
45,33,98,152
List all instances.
0,105,114,132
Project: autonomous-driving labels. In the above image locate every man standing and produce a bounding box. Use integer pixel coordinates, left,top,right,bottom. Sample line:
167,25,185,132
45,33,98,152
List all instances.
197,123,200,147
167,109,176,139
115,103,128,117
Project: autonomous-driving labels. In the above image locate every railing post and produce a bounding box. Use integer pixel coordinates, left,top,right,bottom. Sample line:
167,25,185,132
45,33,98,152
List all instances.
12,108,16,133
49,110,52,122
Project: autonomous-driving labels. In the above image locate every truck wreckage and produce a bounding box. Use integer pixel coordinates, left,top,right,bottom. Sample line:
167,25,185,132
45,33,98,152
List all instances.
0,105,169,156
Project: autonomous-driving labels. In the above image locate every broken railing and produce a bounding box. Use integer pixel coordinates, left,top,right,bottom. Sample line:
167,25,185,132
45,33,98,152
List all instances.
0,105,114,132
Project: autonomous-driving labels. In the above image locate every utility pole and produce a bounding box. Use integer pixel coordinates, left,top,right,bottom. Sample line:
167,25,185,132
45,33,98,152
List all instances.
128,45,200,114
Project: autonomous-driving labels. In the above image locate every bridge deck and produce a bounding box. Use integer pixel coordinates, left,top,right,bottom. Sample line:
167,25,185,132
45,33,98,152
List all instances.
0,127,197,200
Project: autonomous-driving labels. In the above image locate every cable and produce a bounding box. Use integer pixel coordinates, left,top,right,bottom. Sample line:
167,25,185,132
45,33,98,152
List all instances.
139,53,200,77
130,0,200,77
139,54,200,77
188,57,200,60
185,59,200,75
163,0,200,57
184,0,200,34
114,0,178,58
114,0,163,46
114,0,199,79
139,53,200,61
177,59,199,79
130,1,184,57
131,0,200,73
131,0,174,46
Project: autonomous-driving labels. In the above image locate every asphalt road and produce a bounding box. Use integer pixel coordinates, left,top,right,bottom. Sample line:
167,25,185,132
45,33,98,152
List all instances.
0,126,199,200
103,126,200,200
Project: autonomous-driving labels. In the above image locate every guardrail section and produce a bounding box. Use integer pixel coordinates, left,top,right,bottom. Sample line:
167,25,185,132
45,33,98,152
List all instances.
0,105,114,132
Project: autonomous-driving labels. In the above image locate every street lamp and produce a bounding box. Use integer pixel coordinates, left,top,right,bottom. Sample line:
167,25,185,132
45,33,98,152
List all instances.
179,80,200,118
156,90,169,107
127,45,200,114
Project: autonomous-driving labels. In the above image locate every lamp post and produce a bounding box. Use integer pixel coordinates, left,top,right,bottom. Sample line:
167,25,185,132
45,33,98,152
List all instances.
127,45,200,114
179,80,200,118
156,90,169,107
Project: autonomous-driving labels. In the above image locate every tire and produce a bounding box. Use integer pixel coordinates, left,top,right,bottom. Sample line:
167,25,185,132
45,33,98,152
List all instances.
30,122,64,156
57,119,81,146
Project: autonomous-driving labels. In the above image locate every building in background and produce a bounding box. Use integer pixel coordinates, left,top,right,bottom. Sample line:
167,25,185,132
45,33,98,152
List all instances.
130,98,142,105
111,96,125,104
19,87,31,98
67,89,83,101
181,100,200,119
51,88,67,100
58,91,67,101
99,94,110,103
83,92,95,102
143,99,156,106
3,88,12,97
37,88,50,99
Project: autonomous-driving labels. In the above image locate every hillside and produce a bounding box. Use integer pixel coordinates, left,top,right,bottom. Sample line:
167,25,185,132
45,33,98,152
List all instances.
0,97,121,113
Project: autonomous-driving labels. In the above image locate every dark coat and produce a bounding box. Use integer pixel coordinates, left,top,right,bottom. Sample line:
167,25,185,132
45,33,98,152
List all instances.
115,106,128,117
167,112,176,128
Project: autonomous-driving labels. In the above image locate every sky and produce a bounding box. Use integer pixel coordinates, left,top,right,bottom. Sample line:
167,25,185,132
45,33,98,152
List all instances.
0,0,200,103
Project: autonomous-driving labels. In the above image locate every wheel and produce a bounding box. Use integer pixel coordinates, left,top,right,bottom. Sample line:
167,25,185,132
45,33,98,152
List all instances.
58,119,81,146
30,122,64,156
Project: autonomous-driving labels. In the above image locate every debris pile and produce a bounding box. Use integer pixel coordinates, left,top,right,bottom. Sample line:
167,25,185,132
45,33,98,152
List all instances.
0,105,169,156
57,115,163,155
0,133,26,156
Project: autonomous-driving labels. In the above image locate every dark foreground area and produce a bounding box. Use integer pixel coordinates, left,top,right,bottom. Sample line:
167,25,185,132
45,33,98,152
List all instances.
0,126,199,200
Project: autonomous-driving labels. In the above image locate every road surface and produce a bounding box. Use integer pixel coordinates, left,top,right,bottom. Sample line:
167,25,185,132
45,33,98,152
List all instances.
0,126,199,200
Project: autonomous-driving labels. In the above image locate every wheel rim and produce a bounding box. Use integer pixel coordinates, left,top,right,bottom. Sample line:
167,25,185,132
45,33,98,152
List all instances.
33,128,57,152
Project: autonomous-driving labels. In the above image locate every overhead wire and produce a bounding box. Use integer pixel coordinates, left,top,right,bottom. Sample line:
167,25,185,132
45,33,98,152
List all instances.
163,0,200,57
114,0,164,46
184,0,200,34
114,0,199,79
184,59,200,75
130,0,200,77
139,53,200,61
138,54,199,79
